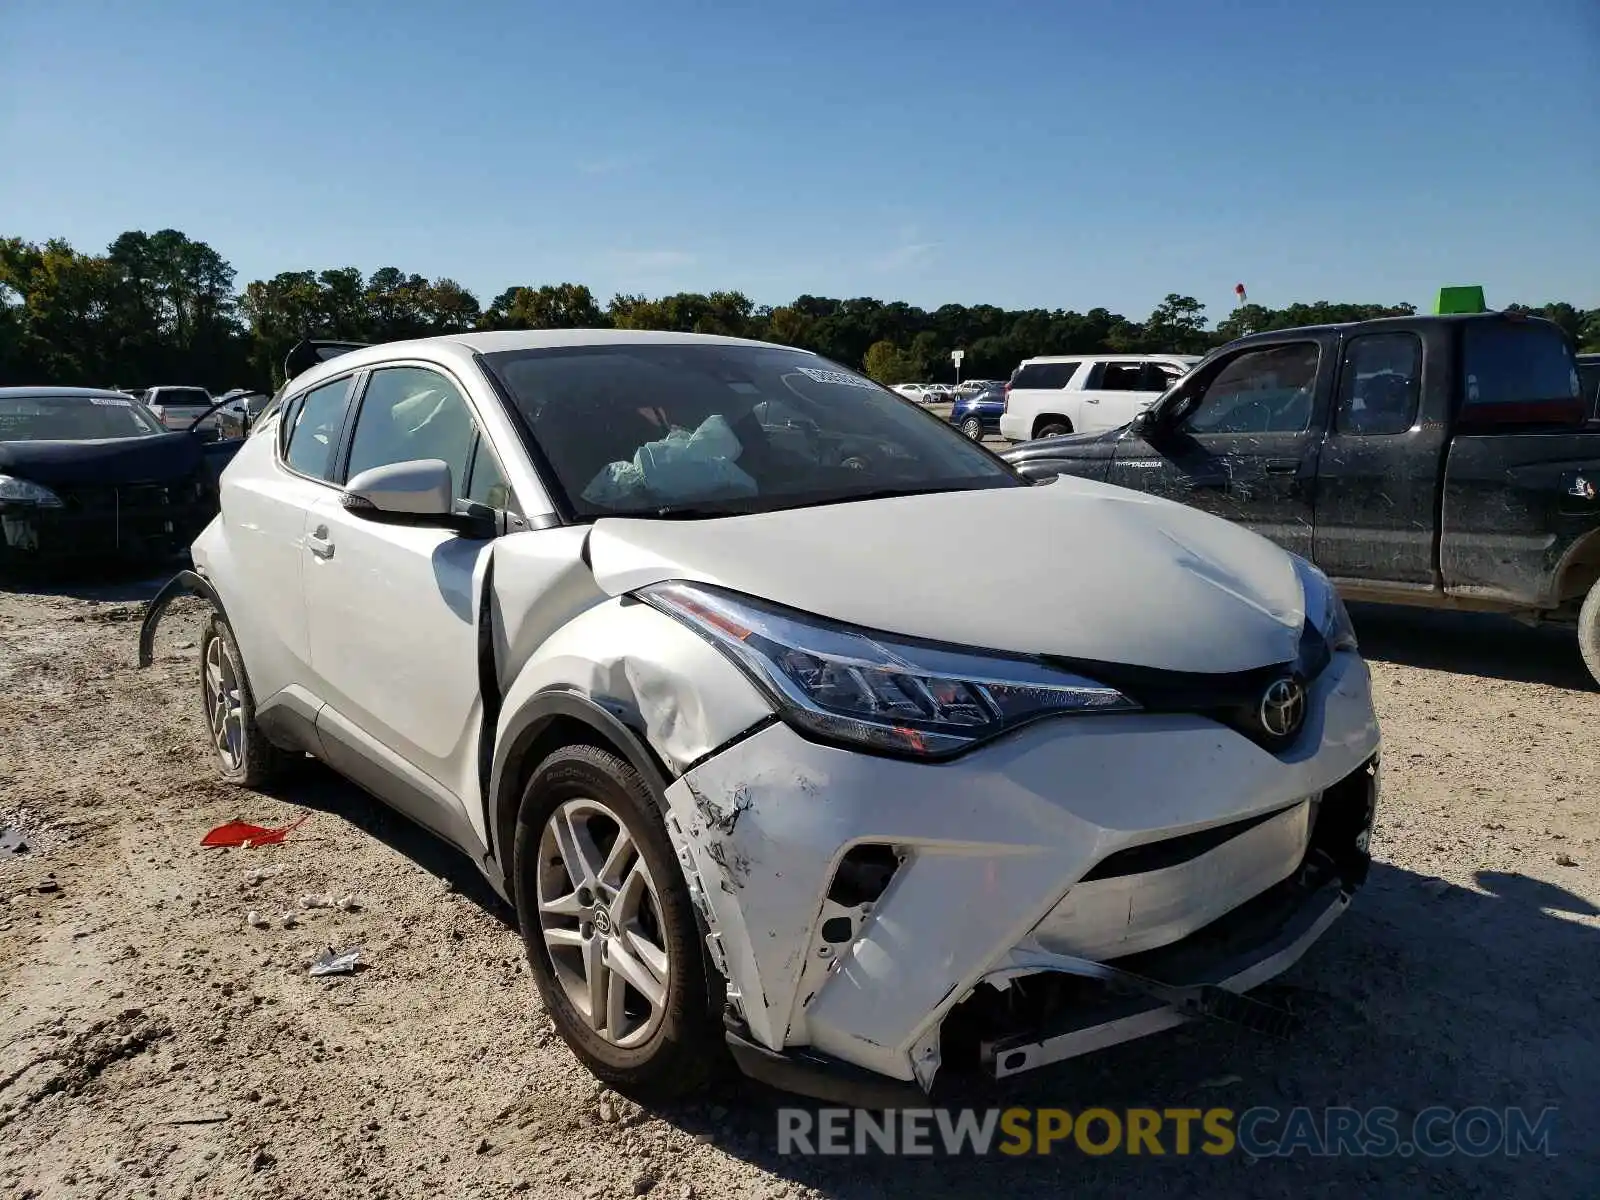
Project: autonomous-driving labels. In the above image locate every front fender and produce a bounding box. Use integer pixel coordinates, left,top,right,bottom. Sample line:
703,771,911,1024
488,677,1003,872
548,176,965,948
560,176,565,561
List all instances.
486,598,773,870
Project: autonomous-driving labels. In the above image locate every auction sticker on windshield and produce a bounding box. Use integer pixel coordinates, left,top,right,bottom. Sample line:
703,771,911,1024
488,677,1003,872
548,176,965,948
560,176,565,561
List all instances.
793,367,879,390
89,397,133,406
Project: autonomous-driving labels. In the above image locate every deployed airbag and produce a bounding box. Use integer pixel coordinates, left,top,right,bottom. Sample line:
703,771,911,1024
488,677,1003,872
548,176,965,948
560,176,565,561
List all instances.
583,414,756,507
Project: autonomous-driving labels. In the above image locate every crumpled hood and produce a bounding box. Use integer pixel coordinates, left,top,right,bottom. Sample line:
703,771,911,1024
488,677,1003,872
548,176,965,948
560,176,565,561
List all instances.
0,433,203,486
586,475,1308,674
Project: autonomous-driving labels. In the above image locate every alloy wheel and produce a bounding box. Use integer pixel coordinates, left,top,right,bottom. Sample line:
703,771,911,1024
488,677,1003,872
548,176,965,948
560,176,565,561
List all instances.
536,798,671,1049
202,634,244,772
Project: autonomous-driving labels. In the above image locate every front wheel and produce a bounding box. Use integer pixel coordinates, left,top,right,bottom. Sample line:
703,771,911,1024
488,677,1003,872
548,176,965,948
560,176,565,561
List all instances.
1577,582,1600,688
513,744,723,1098
961,416,984,440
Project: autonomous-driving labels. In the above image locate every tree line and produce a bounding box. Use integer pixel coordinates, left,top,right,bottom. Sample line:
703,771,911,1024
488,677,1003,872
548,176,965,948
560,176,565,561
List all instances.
4,229,1596,394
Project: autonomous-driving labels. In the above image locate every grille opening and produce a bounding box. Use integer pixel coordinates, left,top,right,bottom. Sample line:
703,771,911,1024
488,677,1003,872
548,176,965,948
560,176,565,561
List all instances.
826,843,900,907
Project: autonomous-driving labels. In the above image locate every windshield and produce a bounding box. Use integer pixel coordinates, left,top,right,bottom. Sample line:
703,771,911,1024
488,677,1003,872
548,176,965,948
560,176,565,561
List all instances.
0,394,167,441
482,343,1021,518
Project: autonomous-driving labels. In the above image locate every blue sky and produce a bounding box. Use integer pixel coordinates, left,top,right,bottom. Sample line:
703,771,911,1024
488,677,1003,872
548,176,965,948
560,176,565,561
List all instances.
3,0,1597,320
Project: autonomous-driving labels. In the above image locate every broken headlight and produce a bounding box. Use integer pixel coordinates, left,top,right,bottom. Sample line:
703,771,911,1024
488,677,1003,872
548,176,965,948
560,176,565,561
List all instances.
1293,555,1357,653
640,581,1138,758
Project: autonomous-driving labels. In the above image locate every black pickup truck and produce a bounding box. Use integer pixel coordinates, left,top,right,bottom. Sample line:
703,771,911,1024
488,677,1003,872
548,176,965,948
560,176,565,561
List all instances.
1002,311,1600,683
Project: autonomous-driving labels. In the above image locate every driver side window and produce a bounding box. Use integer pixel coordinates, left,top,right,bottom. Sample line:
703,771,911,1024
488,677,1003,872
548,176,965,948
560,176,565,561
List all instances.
345,366,479,499
1182,343,1319,435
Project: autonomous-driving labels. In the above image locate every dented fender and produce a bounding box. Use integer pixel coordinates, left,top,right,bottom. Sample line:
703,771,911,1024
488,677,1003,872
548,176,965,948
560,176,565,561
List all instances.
486,596,773,868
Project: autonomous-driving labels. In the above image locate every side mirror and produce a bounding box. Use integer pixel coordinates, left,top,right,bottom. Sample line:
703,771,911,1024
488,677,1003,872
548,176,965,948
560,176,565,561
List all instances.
343,459,454,519
1129,409,1158,437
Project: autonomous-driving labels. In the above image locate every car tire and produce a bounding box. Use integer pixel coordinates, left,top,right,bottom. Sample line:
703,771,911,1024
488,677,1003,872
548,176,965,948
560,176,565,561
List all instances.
198,614,296,787
1577,581,1600,688
1034,420,1071,439
513,743,724,1099
961,417,984,440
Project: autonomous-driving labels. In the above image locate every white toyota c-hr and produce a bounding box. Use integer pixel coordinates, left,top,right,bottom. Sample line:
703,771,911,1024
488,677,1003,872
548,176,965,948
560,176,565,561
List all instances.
144,330,1380,1105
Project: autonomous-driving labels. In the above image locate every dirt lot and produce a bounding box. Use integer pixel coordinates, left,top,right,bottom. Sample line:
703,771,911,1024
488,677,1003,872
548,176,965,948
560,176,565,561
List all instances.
2,577,1597,1199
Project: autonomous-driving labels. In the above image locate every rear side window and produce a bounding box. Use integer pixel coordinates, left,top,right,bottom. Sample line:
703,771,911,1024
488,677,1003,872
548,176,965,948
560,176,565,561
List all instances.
1094,362,1147,391
1460,322,1581,423
1335,333,1422,435
1581,361,1600,420
283,377,354,479
1012,362,1080,389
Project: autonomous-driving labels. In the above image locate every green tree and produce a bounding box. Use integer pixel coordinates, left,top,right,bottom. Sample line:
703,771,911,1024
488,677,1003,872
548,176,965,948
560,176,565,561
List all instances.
862,339,914,383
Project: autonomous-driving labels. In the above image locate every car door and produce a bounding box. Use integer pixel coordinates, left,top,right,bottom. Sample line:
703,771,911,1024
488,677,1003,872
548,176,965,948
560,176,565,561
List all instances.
1311,329,1443,586
222,373,359,708
1079,360,1161,432
301,361,518,844
1108,339,1329,557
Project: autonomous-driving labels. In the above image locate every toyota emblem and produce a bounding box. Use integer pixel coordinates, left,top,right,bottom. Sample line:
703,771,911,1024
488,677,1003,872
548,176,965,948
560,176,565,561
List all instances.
1259,676,1307,740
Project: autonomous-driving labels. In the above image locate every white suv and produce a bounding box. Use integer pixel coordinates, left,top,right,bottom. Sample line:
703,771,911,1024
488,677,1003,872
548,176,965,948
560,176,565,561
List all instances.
999,354,1201,442
142,330,1379,1105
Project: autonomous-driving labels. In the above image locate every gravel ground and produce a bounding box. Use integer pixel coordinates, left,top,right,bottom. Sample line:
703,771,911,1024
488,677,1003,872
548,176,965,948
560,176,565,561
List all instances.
1,578,1597,1199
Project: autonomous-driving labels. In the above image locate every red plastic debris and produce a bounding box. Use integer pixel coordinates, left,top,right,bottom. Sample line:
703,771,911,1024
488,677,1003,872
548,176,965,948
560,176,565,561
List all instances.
201,815,309,849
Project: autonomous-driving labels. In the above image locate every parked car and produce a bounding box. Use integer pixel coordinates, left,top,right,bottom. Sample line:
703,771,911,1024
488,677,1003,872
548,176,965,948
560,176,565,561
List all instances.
213,389,274,439
141,329,1379,1105
889,383,932,403
948,383,1006,439
999,354,1201,441
141,386,220,435
0,387,229,569
1002,310,1600,683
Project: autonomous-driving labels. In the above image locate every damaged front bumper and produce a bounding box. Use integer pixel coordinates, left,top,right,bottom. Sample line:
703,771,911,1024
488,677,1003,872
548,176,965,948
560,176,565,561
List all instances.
661,649,1380,1104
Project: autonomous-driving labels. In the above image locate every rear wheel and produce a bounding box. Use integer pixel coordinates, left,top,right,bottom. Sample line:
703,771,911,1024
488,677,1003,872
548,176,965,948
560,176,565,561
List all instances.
1034,419,1071,439
1577,582,1600,688
961,416,984,440
514,744,722,1098
198,615,295,787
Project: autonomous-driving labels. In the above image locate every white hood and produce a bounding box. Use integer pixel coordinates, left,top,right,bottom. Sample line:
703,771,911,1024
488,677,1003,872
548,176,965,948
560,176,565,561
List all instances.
585,475,1306,674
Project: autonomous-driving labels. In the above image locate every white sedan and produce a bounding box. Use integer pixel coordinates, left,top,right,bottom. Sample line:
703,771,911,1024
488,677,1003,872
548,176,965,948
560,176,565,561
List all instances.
145,329,1380,1103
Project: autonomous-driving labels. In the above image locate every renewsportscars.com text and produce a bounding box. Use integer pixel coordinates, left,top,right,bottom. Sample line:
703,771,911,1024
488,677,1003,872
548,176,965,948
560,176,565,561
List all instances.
776,1106,1559,1159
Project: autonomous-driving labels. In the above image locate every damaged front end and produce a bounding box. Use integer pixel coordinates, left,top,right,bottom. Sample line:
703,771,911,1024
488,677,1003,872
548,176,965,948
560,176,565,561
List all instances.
654,638,1379,1106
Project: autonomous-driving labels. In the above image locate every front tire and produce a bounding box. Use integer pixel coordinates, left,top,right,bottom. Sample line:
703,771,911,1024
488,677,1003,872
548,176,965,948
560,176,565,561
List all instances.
961,416,984,440
198,615,295,787
1577,581,1600,688
513,743,723,1098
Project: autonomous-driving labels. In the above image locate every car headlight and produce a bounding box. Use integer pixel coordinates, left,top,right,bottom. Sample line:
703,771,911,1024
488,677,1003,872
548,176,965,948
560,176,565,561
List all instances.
0,475,64,507
1292,555,1357,653
640,581,1138,758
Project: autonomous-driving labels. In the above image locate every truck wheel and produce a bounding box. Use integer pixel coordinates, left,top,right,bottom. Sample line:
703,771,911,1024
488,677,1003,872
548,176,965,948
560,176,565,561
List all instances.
1577,583,1600,688
513,744,724,1098
198,615,297,787
1034,420,1071,440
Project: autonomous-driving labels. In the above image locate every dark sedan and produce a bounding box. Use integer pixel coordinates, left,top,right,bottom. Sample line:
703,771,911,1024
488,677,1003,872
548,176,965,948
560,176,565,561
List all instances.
0,387,232,570
948,384,1006,440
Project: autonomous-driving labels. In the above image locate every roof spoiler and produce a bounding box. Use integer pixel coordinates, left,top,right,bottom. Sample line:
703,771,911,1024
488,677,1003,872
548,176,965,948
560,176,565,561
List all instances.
283,339,369,382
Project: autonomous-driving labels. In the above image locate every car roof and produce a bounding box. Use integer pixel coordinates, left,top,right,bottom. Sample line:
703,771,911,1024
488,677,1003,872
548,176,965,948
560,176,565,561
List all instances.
1018,353,1202,365
0,386,141,400
279,328,823,395
1225,311,1568,347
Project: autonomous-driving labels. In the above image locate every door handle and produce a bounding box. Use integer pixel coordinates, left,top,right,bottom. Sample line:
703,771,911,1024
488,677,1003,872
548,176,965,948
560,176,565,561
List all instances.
1264,460,1299,475
1085,397,1100,403
307,527,335,560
